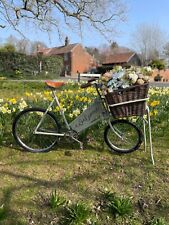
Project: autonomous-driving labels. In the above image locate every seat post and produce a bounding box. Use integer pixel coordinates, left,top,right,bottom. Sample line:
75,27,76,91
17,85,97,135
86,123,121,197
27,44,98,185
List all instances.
52,90,71,130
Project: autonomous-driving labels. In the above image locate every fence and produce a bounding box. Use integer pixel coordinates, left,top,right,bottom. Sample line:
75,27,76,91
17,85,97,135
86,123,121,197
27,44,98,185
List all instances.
77,73,101,82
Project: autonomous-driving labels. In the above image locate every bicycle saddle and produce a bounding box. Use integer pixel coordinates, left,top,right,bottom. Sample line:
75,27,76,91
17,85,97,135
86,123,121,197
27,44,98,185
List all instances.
45,81,65,88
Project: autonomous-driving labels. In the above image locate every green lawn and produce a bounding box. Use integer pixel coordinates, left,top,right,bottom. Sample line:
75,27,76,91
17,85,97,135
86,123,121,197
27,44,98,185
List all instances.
0,80,45,99
0,134,169,224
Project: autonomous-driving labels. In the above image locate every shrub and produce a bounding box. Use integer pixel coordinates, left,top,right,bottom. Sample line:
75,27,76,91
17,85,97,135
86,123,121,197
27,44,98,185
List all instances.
0,52,63,79
149,59,165,70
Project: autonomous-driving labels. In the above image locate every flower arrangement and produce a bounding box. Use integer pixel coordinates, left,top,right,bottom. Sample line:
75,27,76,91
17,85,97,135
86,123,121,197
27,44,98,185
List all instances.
100,66,152,94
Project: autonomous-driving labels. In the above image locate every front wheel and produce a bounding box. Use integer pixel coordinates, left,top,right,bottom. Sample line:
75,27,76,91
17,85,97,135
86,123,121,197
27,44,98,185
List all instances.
104,119,142,154
12,108,60,153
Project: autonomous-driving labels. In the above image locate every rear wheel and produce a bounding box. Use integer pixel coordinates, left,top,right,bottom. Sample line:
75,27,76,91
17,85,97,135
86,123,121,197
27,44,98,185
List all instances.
12,108,60,153
104,119,142,154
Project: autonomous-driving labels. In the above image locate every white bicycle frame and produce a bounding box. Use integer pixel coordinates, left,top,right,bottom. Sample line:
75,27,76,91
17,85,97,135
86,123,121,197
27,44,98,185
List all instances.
34,88,111,148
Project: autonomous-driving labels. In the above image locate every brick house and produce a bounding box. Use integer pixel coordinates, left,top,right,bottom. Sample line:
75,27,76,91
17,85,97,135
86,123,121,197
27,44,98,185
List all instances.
101,52,141,70
37,39,96,76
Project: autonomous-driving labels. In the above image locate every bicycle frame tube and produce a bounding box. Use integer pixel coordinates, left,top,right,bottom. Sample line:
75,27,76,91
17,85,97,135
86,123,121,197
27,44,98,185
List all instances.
53,90,71,130
34,85,110,136
108,119,124,140
34,89,71,136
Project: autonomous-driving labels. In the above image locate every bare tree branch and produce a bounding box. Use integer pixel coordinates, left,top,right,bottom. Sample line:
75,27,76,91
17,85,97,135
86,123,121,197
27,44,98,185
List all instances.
0,0,127,39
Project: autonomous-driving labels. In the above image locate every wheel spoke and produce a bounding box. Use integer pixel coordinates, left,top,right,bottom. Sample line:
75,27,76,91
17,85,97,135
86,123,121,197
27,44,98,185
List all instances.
13,108,59,152
104,120,142,153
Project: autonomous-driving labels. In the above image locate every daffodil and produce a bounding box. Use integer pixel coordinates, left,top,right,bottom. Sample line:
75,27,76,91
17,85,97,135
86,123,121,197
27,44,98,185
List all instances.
150,101,160,107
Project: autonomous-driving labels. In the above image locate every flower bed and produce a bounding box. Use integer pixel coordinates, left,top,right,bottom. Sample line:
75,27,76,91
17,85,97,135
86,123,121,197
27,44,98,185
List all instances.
0,82,169,145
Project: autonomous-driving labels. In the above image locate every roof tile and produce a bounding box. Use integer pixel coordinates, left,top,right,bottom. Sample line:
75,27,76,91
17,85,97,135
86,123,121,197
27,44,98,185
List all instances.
102,52,135,64
38,43,79,55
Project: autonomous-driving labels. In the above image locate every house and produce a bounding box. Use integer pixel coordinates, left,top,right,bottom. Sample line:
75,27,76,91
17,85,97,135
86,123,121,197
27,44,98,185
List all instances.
101,52,141,70
37,38,96,76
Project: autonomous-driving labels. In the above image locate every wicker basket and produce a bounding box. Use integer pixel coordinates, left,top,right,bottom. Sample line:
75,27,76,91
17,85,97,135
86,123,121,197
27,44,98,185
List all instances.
105,83,149,118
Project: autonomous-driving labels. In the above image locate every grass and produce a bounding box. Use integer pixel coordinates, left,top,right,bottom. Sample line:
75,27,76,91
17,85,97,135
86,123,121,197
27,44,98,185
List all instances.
0,134,169,224
0,80,45,98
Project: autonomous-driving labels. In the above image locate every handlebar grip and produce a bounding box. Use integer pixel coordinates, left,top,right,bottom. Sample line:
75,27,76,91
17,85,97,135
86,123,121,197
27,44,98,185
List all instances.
81,82,92,88
87,78,97,83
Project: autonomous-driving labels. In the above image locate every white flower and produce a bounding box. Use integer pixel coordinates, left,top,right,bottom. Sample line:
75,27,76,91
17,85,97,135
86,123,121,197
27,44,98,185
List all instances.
0,106,7,114
19,100,27,110
83,106,87,111
69,113,74,118
144,66,152,72
73,109,80,116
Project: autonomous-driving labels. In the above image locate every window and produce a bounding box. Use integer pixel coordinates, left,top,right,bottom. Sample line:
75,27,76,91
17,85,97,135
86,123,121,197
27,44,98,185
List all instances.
64,53,68,61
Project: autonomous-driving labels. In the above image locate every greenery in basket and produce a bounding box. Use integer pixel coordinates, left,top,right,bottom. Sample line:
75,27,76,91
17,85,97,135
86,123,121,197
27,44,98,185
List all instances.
100,66,152,94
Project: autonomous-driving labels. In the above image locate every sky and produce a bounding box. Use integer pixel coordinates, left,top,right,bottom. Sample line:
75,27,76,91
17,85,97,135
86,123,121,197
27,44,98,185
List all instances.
0,0,169,49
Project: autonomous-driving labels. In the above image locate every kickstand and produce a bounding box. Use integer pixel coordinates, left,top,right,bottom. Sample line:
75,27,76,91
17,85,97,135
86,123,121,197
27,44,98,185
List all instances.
71,136,84,150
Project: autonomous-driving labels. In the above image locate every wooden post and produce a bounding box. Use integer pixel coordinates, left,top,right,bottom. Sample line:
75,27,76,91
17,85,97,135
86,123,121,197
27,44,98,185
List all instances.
77,71,80,83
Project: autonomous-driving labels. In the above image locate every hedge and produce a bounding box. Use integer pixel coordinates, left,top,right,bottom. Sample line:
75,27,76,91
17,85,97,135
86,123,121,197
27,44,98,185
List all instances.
0,52,64,79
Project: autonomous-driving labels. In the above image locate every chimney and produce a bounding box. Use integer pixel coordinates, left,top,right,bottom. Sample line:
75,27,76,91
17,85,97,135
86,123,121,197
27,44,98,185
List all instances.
37,44,44,55
65,36,69,46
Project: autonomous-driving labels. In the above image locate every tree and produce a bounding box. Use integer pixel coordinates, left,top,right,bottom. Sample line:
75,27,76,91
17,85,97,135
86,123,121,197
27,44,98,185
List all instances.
0,0,127,40
30,41,48,54
131,24,166,65
16,39,31,54
149,59,165,70
0,43,16,52
5,35,47,54
6,35,19,49
85,47,100,62
6,35,31,54
163,42,169,57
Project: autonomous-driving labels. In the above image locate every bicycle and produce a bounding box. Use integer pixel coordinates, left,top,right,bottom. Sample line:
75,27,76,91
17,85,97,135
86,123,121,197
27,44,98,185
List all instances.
12,79,143,153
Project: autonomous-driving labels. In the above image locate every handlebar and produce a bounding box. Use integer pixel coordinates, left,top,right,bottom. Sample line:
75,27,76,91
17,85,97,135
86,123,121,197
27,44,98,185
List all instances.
81,82,93,88
80,78,98,89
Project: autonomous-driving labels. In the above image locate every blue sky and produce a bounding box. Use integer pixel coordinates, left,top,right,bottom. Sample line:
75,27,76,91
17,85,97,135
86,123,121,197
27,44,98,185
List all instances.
0,0,169,48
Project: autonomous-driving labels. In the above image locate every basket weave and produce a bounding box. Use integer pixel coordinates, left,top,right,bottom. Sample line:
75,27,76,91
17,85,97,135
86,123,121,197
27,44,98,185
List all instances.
105,83,149,118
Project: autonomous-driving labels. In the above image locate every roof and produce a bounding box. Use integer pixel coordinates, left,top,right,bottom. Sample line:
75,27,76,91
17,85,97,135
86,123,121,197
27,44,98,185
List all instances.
38,43,79,56
102,52,136,65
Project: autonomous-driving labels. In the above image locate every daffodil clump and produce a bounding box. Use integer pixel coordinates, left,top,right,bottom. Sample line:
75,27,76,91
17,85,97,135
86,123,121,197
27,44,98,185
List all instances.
148,87,169,125
0,83,169,144
0,83,97,143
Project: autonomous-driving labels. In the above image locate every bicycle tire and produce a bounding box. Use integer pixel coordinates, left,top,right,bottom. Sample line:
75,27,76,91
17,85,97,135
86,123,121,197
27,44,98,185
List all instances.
104,119,142,154
12,107,60,153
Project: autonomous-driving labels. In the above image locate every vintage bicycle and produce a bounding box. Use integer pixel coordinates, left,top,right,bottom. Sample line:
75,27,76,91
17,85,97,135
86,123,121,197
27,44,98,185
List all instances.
12,79,143,153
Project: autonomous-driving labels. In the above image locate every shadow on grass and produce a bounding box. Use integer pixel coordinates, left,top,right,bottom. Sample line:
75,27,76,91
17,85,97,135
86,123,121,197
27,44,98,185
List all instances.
0,167,102,224
0,133,169,224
